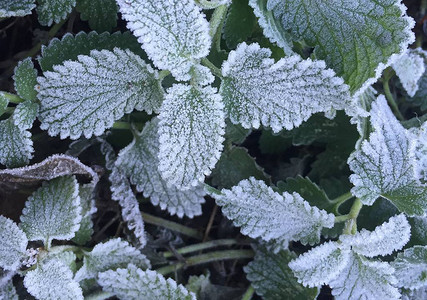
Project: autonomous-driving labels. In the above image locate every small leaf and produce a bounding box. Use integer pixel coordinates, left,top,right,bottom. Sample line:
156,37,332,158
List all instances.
223,0,256,49
24,259,83,300
0,93,9,117
20,176,81,248
13,58,38,101
36,0,76,26
98,264,196,300
209,177,335,247
38,48,164,139
244,246,318,300
392,49,425,97
12,101,39,130
117,0,211,80
392,245,427,290
405,49,427,111
189,64,214,86
76,0,118,32
0,118,33,168
220,43,352,133
159,84,225,189
0,0,35,17
72,183,97,245
0,216,28,271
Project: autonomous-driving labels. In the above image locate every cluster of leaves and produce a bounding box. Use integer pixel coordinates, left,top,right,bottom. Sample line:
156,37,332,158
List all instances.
0,0,426,299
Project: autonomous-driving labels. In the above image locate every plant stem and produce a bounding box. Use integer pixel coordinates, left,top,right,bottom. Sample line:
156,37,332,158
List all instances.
241,286,255,300
209,4,228,51
2,92,24,104
141,212,204,240
331,191,353,204
204,183,222,195
112,121,131,130
383,79,404,121
343,198,363,235
201,58,222,78
85,291,114,300
162,239,246,258
158,70,170,80
156,249,254,275
334,214,350,223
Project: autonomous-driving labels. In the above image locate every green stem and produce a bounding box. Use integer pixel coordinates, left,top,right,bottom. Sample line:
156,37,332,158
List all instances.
2,92,24,104
343,198,363,235
156,249,254,275
84,291,114,300
112,121,131,130
383,79,404,121
334,214,350,223
162,239,246,258
141,212,204,240
241,286,255,300
158,70,170,80
204,183,222,195
331,191,353,204
209,5,228,49
201,58,222,78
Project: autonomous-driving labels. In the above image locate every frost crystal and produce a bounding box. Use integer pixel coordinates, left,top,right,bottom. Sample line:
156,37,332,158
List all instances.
159,84,225,189
13,58,38,101
98,264,196,300
0,118,33,168
116,118,206,218
209,177,335,248
36,0,76,26
117,0,211,80
220,43,352,133
392,245,427,290
392,49,425,97
72,183,97,245
0,216,28,271
0,0,35,17
37,48,164,139
414,122,427,184
12,101,39,130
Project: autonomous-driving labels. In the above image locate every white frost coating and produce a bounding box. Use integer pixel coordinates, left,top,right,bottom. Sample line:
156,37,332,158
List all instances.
98,264,196,300
348,95,427,215
220,43,352,133
189,64,215,86
0,0,35,17
210,177,335,247
37,0,76,26
392,49,425,97
195,0,231,9
0,118,33,168
414,122,427,183
159,84,225,189
116,118,206,218
12,101,39,130
0,216,28,271
24,259,83,300
0,280,18,300
392,245,427,290
117,0,211,80
37,48,164,139
19,176,82,248
339,214,411,257
288,242,351,288
74,238,150,282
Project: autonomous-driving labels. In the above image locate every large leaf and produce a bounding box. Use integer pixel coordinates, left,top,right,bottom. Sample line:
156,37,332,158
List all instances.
263,0,414,94
36,0,76,26
98,264,196,300
116,118,206,218
220,42,352,133
13,58,38,101
392,246,427,290
117,0,211,80
348,95,427,215
19,176,81,248
0,118,33,168
0,216,28,271
0,0,35,17
209,177,335,247
76,0,117,32
159,84,225,189
37,48,164,139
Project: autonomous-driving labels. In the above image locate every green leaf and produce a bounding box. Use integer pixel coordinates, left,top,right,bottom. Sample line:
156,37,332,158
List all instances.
37,48,164,139
392,245,427,290
0,0,35,17
408,215,427,246
12,101,39,130
392,49,425,97
71,183,96,245
244,246,318,300
265,0,415,94
36,0,76,26
224,119,251,145
0,216,28,271
76,0,117,32
13,58,38,101
98,264,196,300
39,31,145,72
0,92,9,117
223,0,256,49
19,176,81,248
0,118,33,168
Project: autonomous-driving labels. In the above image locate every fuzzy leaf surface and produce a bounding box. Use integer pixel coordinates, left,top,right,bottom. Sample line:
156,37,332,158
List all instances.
392,49,425,97
36,0,76,26
72,183,96,245
392,245,427,289
0,118,33,168
0,216,28,271
12,101,39,130
38,48,163,139
0,0,35,17
76,0,117,32
13,58,37,101
220,43,352,133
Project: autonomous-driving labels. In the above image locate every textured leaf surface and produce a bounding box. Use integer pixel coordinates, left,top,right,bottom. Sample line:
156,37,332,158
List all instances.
38,48,164,139
0,216,27,271
116,118,206,218
159,84,225,189
24,259,83,300
13,58,37,101
98,264,196,300
0,280,18,300
349,95,427,215
414,122,427,184
117,0,211,80
210,177,335,247
265,0,415,94
405,49,427,111
392,246,427,289
20,176,81,248
72,183,97,245
12,101,39,130
76,0,117,32
0,93,8,117
0,0,35,17
37,0,76,26
0,118,33,168
220,43,352,132
392,49,425,97
245,246,318,299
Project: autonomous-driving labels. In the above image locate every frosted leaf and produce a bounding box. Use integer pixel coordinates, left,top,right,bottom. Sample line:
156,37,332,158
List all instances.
117,0,211,80
339,214,411,257
189,64,215,86
116,118,206,218
74,238,150,282
76,0,118,32
37,48,164,139
13,58,38,101
0,118,33,168
210,177,335,247
288,241,351,288
349,95,427,215
402,287,427,300
329,253,400,300
392,49,425,97
19,176,82,248
414,122,427,183
72,183,97,245
244,246,319,299
24,259,83,300
265,0,415,95
36,0,76,26
220,43,352,133
0,93,8,117
0,0,35,17
248,0,294,55
46,250,77,273
12,101,39,130
159,84,225,189
98,264,196,300
0,216,28,271
392,245,427,289
195,0,231,9
0,280,18,300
